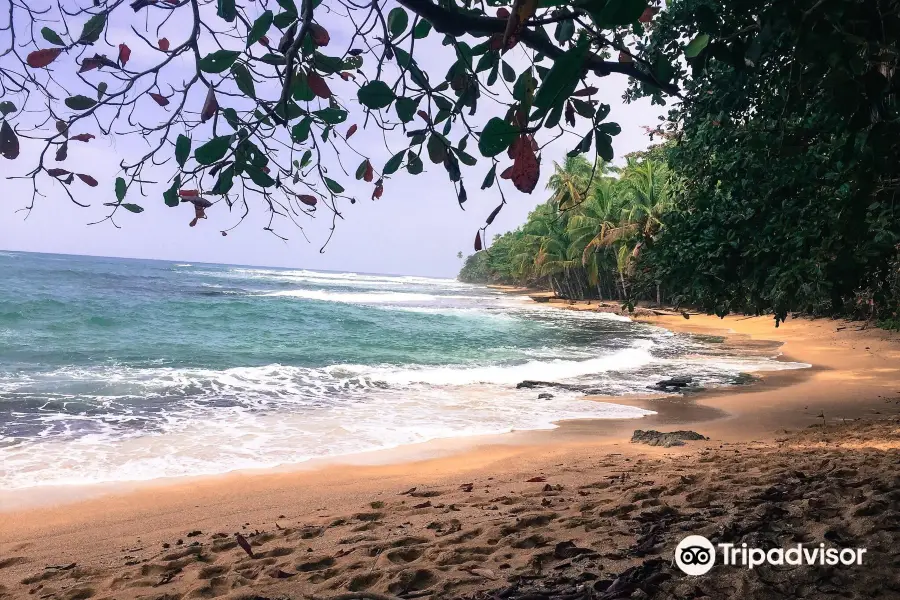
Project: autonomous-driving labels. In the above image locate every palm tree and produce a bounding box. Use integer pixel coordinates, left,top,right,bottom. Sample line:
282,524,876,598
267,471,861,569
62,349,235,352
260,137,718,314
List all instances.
546,156,601,211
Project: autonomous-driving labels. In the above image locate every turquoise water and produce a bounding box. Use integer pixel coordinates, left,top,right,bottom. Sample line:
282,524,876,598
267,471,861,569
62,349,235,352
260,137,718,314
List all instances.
0,251,806,489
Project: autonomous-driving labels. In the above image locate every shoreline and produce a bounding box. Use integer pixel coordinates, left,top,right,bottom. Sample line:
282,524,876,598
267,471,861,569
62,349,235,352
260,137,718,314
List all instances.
2,298,900,599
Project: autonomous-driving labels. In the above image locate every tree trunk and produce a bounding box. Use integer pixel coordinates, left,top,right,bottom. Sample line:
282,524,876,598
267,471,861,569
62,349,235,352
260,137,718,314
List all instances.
619,270,627,300
656,283,661,306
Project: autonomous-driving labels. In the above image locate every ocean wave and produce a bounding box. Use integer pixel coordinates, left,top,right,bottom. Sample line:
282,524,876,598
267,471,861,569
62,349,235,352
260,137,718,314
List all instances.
259,289,440,304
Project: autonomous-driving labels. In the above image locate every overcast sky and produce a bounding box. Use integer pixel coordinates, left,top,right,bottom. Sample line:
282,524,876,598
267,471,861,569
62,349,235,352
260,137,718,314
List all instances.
0,4,665,277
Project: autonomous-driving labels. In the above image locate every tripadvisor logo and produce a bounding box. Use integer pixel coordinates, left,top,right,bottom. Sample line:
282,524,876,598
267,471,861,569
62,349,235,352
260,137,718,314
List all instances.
674,535,867,576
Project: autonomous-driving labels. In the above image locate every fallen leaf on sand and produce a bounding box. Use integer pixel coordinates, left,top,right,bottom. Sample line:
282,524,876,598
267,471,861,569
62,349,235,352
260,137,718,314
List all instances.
235,533,254,558
526,476,547,482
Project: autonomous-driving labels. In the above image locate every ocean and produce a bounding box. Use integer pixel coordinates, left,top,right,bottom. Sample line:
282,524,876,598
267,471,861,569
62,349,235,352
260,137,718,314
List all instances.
0,251,807,490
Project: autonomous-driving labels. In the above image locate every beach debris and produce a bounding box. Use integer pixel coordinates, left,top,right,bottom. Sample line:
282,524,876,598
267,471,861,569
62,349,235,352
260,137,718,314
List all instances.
553,541,596,559
235,533,254,558
413,501,432,509
630,430,708,447
459,483,474,492
45,563,76,570
526,476,547,482
400,487,417,495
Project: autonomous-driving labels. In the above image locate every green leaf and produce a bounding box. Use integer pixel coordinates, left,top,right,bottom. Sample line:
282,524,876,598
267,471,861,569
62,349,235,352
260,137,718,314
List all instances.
247,11,273,48
211,165,235,195
97,81,108,100
115,176,126,201
481,164,497,190
41,27,65,46
222,107,241,130
407,152,424,175
324,177,344,193
276,0,297,15
595,131,614,161
383,150,405,175
313,52,343,74
358,81,395,110
121,203,143,213
554,19,574,43
355,159,370,180
78,13,106,44
217,0,236,22
300,149,312,167
684,33,710,58
413,19,431,39
292,70,315,101
591,0,647,27
533,37,588,111
598,122,621,135
65,95,97,110
194,135,232,165
260,53,287,65
273,11,296,29
291,117,312,143
457,149,477,166
231,62,256,98
199,50,240,74
163,175,181,207
395,96,417,122
427,134,447,164
0,101,16,116
501,61,516,83
478,117,518,157
246,165,275,187
387,7,409,39
313,107,347,124
175,134,191,168
275,100,305,121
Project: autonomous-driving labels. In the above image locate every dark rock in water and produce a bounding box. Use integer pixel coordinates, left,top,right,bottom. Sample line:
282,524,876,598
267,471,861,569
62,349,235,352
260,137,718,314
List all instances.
631,429,708,447
537,392,554,399
516,380,555,389
651,376,694,391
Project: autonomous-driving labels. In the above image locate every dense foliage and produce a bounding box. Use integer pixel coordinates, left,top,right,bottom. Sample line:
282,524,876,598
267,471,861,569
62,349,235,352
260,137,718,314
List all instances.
458,153,670,301
636,0,900,324
464,0,900,327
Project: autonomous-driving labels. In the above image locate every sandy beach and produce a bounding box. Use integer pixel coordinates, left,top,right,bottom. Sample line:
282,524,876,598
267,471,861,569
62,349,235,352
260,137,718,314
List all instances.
2,304,900,600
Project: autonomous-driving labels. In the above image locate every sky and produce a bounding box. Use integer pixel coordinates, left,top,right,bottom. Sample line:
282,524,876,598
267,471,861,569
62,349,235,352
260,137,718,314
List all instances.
0,2,666,278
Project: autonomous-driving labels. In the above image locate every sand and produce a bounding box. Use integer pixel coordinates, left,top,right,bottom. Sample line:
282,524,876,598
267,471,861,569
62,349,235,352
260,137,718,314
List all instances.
2,307,900,600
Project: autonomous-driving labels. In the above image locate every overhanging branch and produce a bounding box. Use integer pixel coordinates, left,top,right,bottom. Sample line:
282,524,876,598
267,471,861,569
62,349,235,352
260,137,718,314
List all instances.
395,0,680,96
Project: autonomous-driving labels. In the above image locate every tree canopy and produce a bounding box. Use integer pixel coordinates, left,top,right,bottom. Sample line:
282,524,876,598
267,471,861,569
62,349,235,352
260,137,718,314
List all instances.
0,0,684,242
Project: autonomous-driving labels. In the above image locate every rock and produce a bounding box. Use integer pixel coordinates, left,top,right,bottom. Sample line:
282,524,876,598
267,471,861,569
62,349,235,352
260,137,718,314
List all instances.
652,376,694,390
631,430,708,447
538,392,554,399
517,380,555,389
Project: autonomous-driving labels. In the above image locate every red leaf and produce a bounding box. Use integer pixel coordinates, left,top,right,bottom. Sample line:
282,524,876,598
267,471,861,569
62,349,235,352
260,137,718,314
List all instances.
27,48,62,69
70,133,95,142
201,87,217,123
639,6,659,23
178,189,200,197
618,51,633,64
346,124,358,139
310,24,330,47
47,168,69,177
259,36,269,47
417,110,431,124
496,7,510,17
306,71,331,99
510,134,539,193
339,71,356,81
79,58,101,73
118,43,131,67
150,93,169,107
76,173,98,187
572,87,598,97
158,38,170,52
372,182,383,200
262,166,270,173
235,534,254,558
500,166,513,179
474,231,482,251
363,161,373,183
298,194,317,207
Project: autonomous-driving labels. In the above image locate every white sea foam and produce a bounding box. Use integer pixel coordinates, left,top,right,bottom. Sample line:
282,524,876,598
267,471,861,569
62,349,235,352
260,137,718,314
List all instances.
259,289,440,303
